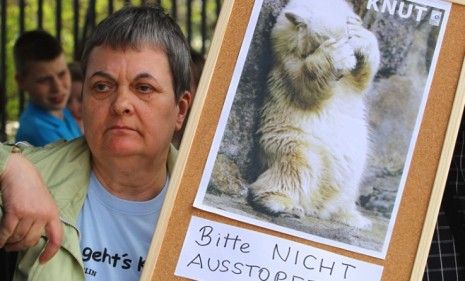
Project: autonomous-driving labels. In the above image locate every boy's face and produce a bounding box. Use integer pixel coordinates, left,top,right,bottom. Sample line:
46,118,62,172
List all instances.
16,54,71,117
67,80,83,121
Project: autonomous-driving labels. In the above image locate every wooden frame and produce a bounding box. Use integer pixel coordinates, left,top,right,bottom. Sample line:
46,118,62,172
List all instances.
141,0,465,280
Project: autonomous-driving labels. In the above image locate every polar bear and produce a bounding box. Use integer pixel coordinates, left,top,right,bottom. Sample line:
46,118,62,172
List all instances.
248,0,380,229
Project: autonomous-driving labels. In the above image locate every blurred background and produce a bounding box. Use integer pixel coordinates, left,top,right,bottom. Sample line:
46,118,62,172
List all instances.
0,0,222,142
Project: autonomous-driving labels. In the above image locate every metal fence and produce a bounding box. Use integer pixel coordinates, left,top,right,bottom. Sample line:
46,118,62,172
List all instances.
0,0,222,141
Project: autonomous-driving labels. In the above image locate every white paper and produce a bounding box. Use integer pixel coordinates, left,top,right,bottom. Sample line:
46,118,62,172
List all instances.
175,217,383,281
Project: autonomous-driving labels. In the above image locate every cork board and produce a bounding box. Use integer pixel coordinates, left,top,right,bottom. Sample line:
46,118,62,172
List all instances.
141,0,465,280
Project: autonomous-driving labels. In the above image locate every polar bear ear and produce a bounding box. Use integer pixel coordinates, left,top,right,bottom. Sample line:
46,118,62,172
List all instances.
285,12,306,28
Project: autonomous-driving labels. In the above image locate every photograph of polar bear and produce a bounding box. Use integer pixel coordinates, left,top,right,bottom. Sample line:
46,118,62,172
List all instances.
194,0,451,257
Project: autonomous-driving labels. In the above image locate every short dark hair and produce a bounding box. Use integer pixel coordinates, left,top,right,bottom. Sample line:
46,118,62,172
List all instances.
68,62,83,82
190,48,205,90
81,6,191,100
13,30,63,75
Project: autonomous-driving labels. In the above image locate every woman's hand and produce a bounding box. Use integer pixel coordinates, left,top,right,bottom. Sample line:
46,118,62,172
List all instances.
0,153,63,263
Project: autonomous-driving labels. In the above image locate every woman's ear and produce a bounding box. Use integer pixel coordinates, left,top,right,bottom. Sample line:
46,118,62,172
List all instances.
175,90,192,131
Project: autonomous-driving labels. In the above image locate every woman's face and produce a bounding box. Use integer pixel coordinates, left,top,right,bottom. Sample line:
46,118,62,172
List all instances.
82,45,190,162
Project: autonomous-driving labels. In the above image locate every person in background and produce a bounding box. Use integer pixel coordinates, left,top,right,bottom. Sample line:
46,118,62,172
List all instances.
14,30,81,146
172,48,205,148
424,118,465,281
67,62,84,131
0,6,191,281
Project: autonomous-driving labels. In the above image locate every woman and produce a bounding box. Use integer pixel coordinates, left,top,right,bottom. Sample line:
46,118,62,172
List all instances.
0,6,191,281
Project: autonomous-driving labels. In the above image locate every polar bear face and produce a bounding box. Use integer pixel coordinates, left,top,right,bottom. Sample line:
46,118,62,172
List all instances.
272,0,356,59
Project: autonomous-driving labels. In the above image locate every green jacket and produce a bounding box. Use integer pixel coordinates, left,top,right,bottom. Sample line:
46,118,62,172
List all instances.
0,137,177,281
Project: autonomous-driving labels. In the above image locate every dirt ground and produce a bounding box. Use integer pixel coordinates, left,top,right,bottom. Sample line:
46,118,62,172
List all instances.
202,190,391,253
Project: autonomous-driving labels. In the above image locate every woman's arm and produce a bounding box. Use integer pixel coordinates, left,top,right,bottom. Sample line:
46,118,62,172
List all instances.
0,149,63,263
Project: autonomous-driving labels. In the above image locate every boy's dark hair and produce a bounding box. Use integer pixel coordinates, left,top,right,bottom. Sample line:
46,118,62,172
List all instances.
81,6,191,100
13,30,63,76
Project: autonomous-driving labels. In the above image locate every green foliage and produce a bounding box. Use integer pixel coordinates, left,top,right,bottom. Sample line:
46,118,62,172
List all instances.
5,4,20,120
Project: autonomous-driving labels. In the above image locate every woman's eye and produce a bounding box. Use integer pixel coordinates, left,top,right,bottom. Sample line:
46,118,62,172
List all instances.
137,84,154,93
94,83,110,92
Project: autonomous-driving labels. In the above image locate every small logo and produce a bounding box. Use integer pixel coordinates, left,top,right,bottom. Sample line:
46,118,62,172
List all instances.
430,10,442,26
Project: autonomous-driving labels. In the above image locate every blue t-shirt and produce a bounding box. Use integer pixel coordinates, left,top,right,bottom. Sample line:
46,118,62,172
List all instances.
16,102,81,146
78,172,168,281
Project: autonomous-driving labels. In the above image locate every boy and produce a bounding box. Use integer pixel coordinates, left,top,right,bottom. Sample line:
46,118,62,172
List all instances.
14,30,81,146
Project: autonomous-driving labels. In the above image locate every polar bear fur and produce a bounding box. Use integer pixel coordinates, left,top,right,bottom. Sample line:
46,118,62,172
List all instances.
248,0,380,229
